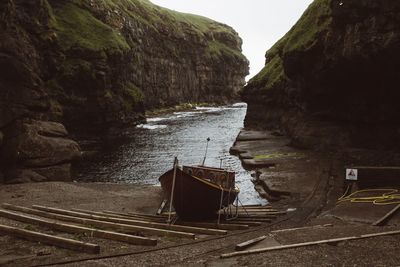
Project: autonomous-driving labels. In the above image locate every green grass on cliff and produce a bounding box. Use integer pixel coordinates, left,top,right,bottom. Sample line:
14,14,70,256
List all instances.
206,40,244,60
247,0,331,90
50,2,130,53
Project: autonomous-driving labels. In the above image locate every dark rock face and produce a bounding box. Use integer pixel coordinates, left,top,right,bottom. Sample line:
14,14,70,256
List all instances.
243,0,400,150
0,0,248,183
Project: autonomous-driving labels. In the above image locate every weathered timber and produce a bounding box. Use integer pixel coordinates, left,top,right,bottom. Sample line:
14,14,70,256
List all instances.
157,199,168,215
102,211,166,223
235,235,267,251
68,209,227,235
234,214,277,219
221,230,400,258
0,205,156,246
27,205,194,239
176,221,248,230
40,207,226,236
128,212,168,219
0,223,100,254
372,204,400,226
271,224,333,233
222,221,263,226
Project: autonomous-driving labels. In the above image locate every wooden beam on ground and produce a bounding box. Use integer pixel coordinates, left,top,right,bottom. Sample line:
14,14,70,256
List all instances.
128,212,168,219
70,208,227,236
222,221,263,226
23,205,194,239
176,221,248,230
373,204,400,226
234,215,275,221
271,224,333,233
32,205,223,236
221,230,400,258
0,223,99,254
0,206,156,246
235,235,267,251
102,211,166,223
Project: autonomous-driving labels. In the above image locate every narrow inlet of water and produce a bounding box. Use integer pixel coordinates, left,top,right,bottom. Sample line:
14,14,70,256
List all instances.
75,103,267,205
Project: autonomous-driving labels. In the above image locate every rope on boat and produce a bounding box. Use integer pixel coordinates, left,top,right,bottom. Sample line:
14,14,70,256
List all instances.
218,185,224,225
168,157,178,224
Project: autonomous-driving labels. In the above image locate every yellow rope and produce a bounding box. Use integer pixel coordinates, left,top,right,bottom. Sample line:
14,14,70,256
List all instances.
337,188,400,206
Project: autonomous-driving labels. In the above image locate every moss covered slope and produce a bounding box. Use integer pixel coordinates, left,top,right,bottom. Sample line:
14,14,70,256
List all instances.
0,0,248,183
243,0,400,150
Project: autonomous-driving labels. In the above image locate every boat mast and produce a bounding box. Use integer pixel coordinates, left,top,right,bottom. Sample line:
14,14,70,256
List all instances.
167,157,178,224
201,137,210,166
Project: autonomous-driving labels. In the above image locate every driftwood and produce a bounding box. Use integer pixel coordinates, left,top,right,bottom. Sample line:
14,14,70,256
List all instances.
0,223,100,254
221,230,400,258
0,206,156,246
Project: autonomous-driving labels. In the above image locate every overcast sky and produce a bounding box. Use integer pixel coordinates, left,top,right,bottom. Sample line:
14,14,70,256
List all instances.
150,0,313,80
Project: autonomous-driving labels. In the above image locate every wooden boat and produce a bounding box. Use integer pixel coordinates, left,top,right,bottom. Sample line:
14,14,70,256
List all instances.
159,165,240,220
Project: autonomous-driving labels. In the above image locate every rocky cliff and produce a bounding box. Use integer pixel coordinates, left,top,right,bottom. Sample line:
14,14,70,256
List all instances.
0,0,248,183
243,0,400,151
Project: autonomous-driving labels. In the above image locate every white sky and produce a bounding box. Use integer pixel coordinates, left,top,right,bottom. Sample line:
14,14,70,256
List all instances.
150,0,313,80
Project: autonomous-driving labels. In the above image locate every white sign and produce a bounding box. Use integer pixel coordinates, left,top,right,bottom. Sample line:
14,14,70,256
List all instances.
346,169,358,181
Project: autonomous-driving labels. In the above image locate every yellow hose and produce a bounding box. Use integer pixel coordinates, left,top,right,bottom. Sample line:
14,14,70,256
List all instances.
337,188,400,205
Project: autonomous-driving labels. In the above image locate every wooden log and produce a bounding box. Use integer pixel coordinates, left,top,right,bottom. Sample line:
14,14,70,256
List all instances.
221,230,400,258
372,204,400,226
0,223,99,254
0,206,156,246
26,205,195,239
271,224,333,233
235,235,267,251
176,221,248,230
69,208,227,236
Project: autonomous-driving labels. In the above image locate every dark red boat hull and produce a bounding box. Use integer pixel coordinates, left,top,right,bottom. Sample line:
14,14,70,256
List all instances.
159,168,239,220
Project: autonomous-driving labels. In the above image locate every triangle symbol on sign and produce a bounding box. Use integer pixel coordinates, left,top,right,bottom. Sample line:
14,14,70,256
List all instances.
348,170,355,176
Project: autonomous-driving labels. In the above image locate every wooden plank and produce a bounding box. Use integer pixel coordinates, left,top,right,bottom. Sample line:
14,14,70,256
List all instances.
128,212,168,219
372,204,400,226
70,208,227,236
32,205,212,237
0,206,156,246
237,217,276,222
26,205,194,239
156,199,168,215
221,230,400,258
67,207,226,236
0,223,99,254
102,211,166,222
221,220,263,226
271,224,333,233
351,166,400,170
235,235,267,251
176,221,248,230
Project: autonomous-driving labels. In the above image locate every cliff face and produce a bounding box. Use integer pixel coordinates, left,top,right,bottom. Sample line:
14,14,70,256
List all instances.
243,0,400,150
0,0,248,183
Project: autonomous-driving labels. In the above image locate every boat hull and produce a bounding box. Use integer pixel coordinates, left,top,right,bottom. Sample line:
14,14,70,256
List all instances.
159,168,239,220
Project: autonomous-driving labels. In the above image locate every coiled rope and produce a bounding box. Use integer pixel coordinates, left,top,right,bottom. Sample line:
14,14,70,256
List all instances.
337,188,400,205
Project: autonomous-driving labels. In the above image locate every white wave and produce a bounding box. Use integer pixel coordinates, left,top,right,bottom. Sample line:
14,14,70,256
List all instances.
146,117,167,122
136,124,167,130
